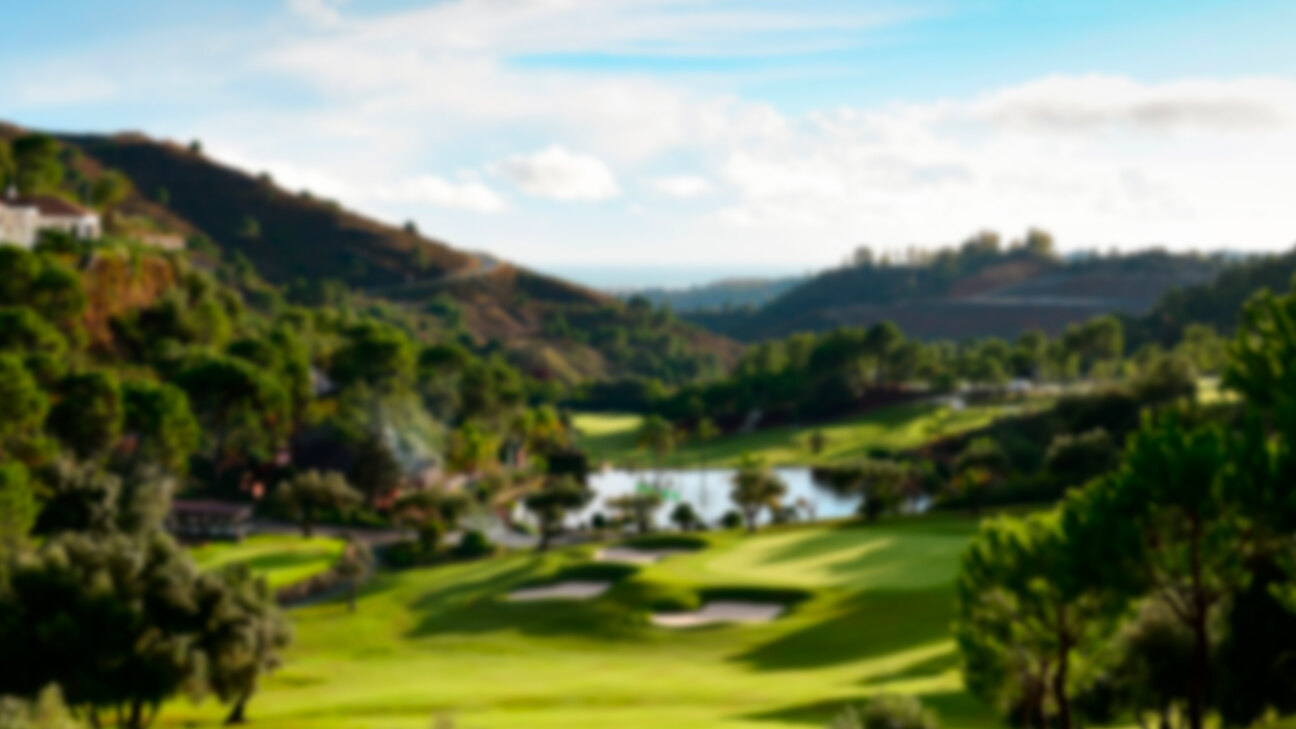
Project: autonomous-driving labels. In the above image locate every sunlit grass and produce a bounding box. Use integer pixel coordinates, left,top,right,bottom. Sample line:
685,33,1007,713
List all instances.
164,517,1002,729
190,535,346,589
574,399,1030,468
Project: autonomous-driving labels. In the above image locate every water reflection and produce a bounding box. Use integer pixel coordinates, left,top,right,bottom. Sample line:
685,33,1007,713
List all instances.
576,467,860,527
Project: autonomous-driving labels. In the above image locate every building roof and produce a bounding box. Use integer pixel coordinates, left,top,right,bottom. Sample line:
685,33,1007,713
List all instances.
170,499,254,519
2,192,94,218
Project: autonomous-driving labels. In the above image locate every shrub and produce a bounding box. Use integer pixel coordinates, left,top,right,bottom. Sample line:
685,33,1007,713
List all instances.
720,510,744,530
453,529,494,559
829,694,940,729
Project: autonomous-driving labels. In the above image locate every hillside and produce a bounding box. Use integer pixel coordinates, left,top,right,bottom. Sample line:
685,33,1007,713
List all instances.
623,275,806,313
689,247,1231,342
0,123,740,383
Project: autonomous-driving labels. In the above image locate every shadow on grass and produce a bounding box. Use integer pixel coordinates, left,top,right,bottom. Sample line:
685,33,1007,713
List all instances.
739,690,996,728
402,556,652,642
245,551,336,572
728,587,952,672
858,650,960,686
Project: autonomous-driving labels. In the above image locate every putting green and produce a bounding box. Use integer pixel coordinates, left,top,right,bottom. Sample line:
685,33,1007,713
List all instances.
165,518,1002,729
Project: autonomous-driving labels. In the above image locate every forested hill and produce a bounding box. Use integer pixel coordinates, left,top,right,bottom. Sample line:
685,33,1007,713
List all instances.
1127,246,1296,346
687,232,1233,343
0,123,740,383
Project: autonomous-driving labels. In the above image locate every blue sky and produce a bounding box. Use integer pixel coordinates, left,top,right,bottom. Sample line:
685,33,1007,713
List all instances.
6,0,1296,286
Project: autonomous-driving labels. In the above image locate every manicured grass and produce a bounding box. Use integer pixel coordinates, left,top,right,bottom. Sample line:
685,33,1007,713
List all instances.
190,535,346,590
575,400,1032,468
164,516,1004,729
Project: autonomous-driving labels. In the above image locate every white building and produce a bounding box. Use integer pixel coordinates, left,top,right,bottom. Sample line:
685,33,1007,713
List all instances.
0,187,101,248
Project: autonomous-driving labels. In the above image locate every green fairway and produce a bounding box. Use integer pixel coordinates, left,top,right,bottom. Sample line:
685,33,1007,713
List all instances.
190,535,346,590
164,517,1004,729
574,400,1030,468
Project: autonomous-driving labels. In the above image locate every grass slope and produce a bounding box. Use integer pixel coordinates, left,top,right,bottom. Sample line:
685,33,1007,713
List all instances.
165,517,1001,729
190,535,346,590
574,400,1025,468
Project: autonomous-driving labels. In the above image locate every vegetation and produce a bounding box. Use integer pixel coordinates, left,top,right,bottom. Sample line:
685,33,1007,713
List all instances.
688,233,1229,342
953,277,1296,729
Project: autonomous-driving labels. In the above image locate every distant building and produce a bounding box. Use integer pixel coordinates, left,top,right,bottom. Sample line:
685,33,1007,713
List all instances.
0,186,101,248
167,500,254,541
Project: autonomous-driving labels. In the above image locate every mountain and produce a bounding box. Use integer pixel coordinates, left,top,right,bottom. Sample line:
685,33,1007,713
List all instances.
1126,246,1296,346
686,246,1234,342
1,123,740,383
619,275,806,313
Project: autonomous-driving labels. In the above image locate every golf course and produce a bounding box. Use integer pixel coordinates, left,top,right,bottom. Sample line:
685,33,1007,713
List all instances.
177,515,999,729
574,399,1035,468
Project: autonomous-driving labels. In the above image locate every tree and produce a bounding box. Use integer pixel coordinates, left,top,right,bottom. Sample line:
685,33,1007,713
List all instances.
0,531,203,729
0,306,68,385
1023,228,1056,259
197,563,293,725
175,355,292,469
956,511,1115,729
1042,428,1118,488
1131,352,1197,405
393,488,469,553
120,380,201,474
951,437,1010,514
670,502,701,532
329,322,416,398
11,134,63,193
333,537,373,614
31,460,122,537
813,459,911,521
1061,415,1239,729
606,491,664,535
348,435,402,508
276,470,362,538
729,456,786,533
90,170,133,214
1097,600,1196,729
446,421,500,476
46,371,124,461
0,463,36,583
0,355,48,458
522,476,592,551
636,415,676,470
807,429,828,456
28,262,86,334
694,417,721,511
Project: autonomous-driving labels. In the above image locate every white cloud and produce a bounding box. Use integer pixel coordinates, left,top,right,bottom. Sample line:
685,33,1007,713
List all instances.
494,146,620,202
651,175,715,198
287,0,346,27
369,175,506,213
970,75,1296,133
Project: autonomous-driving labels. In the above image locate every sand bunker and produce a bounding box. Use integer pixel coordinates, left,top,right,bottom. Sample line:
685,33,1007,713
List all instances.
651,601,785,628
595,547,692,565
507,581,611,602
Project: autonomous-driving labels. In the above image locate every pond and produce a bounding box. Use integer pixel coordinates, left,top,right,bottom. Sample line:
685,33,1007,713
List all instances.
576,467,862,528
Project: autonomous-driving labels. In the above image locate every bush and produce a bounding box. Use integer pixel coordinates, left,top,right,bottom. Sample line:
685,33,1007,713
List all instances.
453,529,494,559
719,510,744,530
829,694,940,729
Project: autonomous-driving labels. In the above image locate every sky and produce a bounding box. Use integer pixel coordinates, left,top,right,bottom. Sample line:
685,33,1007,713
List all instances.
5,0,1296,287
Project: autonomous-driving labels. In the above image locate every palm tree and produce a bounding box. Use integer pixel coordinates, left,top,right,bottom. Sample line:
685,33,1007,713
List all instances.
729,455,787,533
